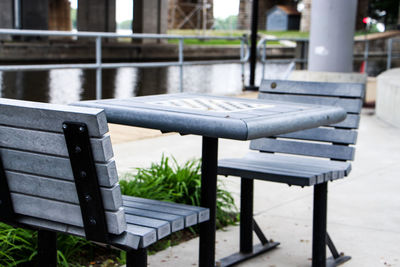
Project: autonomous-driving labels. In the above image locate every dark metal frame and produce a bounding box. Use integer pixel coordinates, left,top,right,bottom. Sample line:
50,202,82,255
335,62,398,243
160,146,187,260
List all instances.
0,154,15,222
63,122,109,243
218,178,279,267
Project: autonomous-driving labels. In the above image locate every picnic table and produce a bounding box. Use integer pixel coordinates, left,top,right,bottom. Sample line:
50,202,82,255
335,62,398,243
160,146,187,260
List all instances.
73,93,346,267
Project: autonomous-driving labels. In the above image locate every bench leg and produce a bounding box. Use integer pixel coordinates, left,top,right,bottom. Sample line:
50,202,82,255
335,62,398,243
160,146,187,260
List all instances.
38,230,57,267
126,248,147,267
217,178,279,267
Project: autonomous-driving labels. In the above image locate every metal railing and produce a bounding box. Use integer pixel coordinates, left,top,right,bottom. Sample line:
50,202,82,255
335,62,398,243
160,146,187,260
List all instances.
257,37,308,80
0,29,249,99
387,38,400,70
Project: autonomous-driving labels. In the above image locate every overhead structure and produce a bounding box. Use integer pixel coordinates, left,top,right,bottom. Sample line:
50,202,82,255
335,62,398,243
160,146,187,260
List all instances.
168,0,214,30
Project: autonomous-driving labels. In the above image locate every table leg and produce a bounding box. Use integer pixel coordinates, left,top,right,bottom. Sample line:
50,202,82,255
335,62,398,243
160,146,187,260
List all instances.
199,136,218,267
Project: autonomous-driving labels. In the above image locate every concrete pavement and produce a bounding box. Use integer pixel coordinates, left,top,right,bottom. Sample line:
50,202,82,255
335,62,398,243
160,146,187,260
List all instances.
112,109,400,267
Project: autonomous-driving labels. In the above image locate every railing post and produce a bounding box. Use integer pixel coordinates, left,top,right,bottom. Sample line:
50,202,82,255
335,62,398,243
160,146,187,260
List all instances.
14,0,21,29
96,36,102,100
363,39,369,73
240,38,245,90
261,40,266,80
178,38,184,92
387,38,393,70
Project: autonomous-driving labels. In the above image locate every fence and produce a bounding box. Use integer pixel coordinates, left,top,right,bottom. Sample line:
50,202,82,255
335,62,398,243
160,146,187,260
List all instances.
0,29,249,99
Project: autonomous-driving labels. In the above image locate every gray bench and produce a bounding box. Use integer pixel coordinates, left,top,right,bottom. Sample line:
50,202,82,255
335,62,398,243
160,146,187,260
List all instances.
218,79,365,267
0,98,209,267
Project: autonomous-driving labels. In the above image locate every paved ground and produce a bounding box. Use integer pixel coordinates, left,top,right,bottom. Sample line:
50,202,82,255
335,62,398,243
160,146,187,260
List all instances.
111,107,400,267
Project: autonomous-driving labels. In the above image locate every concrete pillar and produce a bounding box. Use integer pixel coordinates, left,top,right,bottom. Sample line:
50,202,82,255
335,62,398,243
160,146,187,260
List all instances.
308,0,357,72
0,0,14,40
21,0,49,30
0,0,14,29
133,0,168,42
300,0,312,32
237,0,251,30
77,0,116,32
49,0,71,31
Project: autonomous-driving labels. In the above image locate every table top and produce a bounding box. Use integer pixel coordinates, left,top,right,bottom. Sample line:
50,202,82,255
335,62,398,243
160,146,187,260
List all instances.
73,93,346,140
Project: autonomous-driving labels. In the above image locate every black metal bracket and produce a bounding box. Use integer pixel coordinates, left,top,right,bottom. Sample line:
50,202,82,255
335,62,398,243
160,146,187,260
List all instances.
63,122,109,243
0,153,15,222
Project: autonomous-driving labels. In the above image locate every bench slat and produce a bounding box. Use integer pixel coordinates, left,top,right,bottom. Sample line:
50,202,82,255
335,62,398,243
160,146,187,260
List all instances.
11,193,126,235
6,171,122,211
0,148,118,187
276,128,358,144
123,206,184,232
218,160,318,186
0,98,108,137
330,114,360,129
244,152,352,176
123,196,210,223
259,93,363,114
260,79,365,98
122,199,198,227
250,138,355,161
0,125,113,162
125,214,170,240
17,216,148,250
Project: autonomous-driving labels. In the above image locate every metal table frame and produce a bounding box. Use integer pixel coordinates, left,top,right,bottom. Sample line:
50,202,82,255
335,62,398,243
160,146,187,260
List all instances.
73,93,346,267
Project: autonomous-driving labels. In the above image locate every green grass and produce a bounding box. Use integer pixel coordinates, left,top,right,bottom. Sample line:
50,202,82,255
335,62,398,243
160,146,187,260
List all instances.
0,223,94,266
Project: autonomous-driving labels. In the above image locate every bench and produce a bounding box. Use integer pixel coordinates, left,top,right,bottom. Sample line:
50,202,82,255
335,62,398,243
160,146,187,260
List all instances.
218,79,365,267
0,98,209,267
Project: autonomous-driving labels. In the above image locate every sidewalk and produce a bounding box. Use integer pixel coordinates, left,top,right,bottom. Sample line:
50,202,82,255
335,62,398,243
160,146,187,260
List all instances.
111,108,400,267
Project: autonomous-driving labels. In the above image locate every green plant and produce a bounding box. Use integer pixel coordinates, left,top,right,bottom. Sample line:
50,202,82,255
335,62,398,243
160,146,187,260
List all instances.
0,222,94,266
120,155,238,229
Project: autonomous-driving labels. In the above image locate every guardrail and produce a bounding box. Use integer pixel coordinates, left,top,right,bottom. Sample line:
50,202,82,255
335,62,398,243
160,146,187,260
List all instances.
387,38,400,70
257,37,308,80
0,29,249,99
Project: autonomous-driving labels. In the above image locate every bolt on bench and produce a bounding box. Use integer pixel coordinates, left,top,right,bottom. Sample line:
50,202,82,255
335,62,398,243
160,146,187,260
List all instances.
0,98,209,267
218,79,365,267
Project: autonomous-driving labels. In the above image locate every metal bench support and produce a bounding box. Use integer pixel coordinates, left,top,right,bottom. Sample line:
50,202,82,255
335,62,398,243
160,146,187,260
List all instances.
38,230,57,267
217,178,279,267
126,248,147,267
63,122,109,243
313,182,351,267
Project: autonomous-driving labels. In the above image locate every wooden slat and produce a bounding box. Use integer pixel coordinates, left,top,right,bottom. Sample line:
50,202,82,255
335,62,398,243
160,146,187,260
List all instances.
218,159,319,186
330,114,360,129
0,98,108,137
17,216,147,250
250,138,355,161
0,125,113,162
123,196,210,223
0,148,118,187
259,93,363,114
11,193,126,235
244,152,352,176
122,200,198,227
123,206,184,232
260,79,365,98
125,224,157,248
6,171,122,211
125,214,170,240
276,128,358,144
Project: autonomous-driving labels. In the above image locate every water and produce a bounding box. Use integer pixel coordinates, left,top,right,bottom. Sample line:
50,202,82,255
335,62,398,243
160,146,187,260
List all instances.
0,64,251,104
0,60,395,104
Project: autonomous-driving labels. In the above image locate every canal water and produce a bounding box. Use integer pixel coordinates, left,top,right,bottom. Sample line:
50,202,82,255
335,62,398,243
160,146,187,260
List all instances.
0,60,395,104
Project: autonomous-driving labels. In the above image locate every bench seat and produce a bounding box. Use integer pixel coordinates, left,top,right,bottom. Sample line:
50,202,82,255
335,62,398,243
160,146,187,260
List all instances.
219,152,351,186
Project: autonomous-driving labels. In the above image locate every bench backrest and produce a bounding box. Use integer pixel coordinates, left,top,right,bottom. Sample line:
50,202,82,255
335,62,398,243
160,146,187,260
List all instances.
0,98,126,239
250,79,365,161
